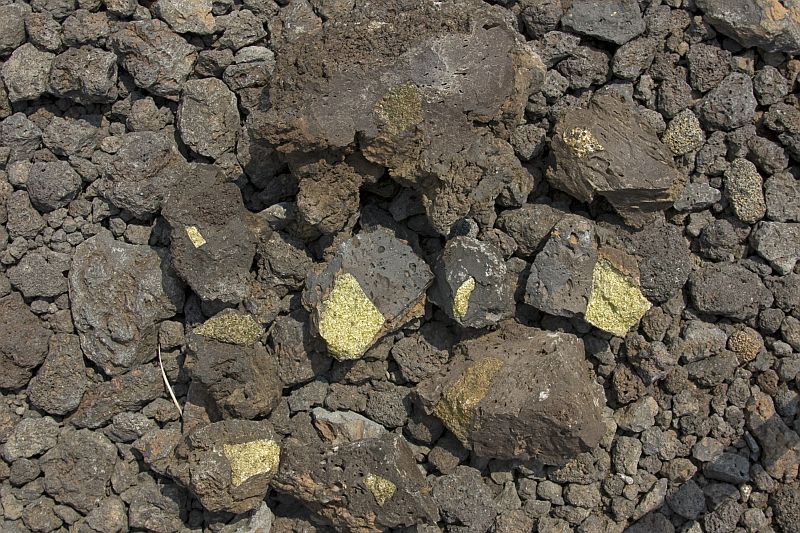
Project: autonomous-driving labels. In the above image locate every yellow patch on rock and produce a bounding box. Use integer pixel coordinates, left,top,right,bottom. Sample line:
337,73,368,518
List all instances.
223,439,280,487
318,272,385,360
194,310,263,345
186,225,206,248
562,127,604,158
374,83,423,135
452,277,476,318
363,473,396,506
433,357,505,443
585,260,651,337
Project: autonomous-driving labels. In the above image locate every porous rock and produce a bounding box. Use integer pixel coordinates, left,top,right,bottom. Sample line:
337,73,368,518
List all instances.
696,0,800,54
690,262,773,320
177,77,239,159
27,334,88,416
0,292,52,390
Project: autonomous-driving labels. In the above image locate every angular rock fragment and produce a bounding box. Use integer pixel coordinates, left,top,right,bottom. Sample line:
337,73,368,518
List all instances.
28,334,87,416
193,309,263,345
430,236,513,328
7,252,68,299
0,4,29,54
584,251,651,337
109,19,197,101
310,408,387,445
548,94,684,226
162,165,256,304
432,466,498,532
495,203,566,256
747,388,800,480
304,228,433,360
47,47,118,104
70,233,185,375
166,420,280,513
257,0,544,234
696,0,800,54
273,433,439,531
177,78,239,159
0,44,54,102
690,262,773,320
697,73,757,132
187,332,281,420
0,292,52,390
417,321,605,464
26,160,82,212
525,214,597,317
1,417,59,462
561,0,645,45
751,222,800,275
153,0,215,34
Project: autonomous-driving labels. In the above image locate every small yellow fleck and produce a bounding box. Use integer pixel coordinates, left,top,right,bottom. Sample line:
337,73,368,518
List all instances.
223,439,280,487
585,260,651,337
186,226,206,248
433,357,505,443
563,127,604,158
374,83,423,135
194,309,263,345
317,272,386,360
363,473,396,506
452,277,476,318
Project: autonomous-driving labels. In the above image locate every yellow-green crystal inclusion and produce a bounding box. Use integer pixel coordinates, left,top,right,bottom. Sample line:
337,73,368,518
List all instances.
194,310,263,345
318,272,385,360
223,439,281,487
563,127,604,158
433,357,505,443
584,260,651,337
374,83,423,135
186,226,207,248
363,473,396,506
452,277,476,318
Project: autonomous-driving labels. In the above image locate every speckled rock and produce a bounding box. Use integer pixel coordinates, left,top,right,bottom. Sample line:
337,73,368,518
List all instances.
0,292,53,390
662,110,704,155
724,158,766,224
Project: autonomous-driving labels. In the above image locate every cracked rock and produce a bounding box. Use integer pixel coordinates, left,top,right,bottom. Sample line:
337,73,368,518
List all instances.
417,321,605,464
153,0,215,34
429,236,514,328
303,228,433,360
548,94,684,226
70,233,185,376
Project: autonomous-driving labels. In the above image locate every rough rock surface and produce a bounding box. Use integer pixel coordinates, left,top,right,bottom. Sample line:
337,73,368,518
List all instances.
696,0,800,54
69,233,185,375
27,335,87,416
417,321,605,464
0,292,52,390
177,78,239,159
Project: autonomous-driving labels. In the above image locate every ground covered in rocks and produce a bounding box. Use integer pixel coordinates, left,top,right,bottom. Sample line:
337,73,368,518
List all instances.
1,0,800,532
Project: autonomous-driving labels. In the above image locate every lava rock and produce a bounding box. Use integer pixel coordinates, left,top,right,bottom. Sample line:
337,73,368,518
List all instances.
772,484,800,533
177,77,239,159
432,465,498,533
0,292,52,390
524,214,597,317
108,19,197,101
1,417,60,462
747,388,800,480
622,221,692,303
7,252,68,299
152,0,215,34
429,236,514,328
561,0,645,45
303,228,433,360
26,160,82,212
696,0,800,54
765,171,800,222
724,158,767,224
417,321,605,464
0,44,55,102
750,221,800,275
27,335,87,417
0,4,29,53
548,94,684,226
662,110,705,156
310,407,387,445
697,73,757,132
70,233,184,375
273,433,439,531
495,203,566,256
47,47,118,104
690,262,773,320
162,164,257,304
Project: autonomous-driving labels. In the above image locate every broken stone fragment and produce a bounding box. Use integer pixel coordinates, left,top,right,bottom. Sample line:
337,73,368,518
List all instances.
696,0,800,54
750,222,800,276
310,408,387,445
152,0,215,34
303,228,433,360
272,433,439,532
525,214,597,317
162,164,257,304
0,292,52,390
193,309,263,345
429,236,514,328
69,233,185,376
177,77,239,159
725,158,767,224
548,94,684,226
584,251,652,337
256,0,544,234
416,321,605,464
168,419,281,513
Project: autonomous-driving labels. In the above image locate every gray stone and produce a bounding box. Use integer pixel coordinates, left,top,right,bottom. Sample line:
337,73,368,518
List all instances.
217,9,268,50
0,4,30,53
696,0,800,54
0,292,52,390
561,0,644,45
666,480,706,520
1,417,60,462
690,262,772,320
754,65,790,106
751,221,800,275
724,158,766,224
765,172,800,222
1,44,55,102
703,498,742,533
772,484,800,533
109,19,197,100
525,214,597,317
26,161,82,213
430,236,513,328
611,436,641,476
697,73,757,132
433,466,496,532
8,252,67,299
41,116,98,158
673,181,721,212
310,407,387,445
703,452,751,484
70,233,185,375
177,77,239,159
1,113,42,163
47,47,118,104
746,388,800,480
548,94,683,226
153,0,215,34
614,396,657,433
495,203,566,256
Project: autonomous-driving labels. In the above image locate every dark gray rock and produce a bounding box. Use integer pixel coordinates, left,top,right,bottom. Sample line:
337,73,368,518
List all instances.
41,428,118,514
69,233,185,376
754,65,790,106
0,4,29,53
750,221,800,275
177,77,239,159
274,433,439,531
267,311,330,388
26,161,82,212
6,190,46,239
687,43,731,93
703,452,751,484
432,466,497,533
1,113,43,164
41,116,98,158
624,221,692,303
772,484,800,533
548,94,684,226
696,0,800,54
561,0,644,45
1,417,60,462
152,0,215,34
0,292,52,390
47,47,118,104
525,214,597,317
417,322,605,464
109,19,197,101
495,203,565,256
697,73,757,132
690,262,773,320
0,44,55,102
61,9,111,46
8,252,67,299
430,236,513,328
